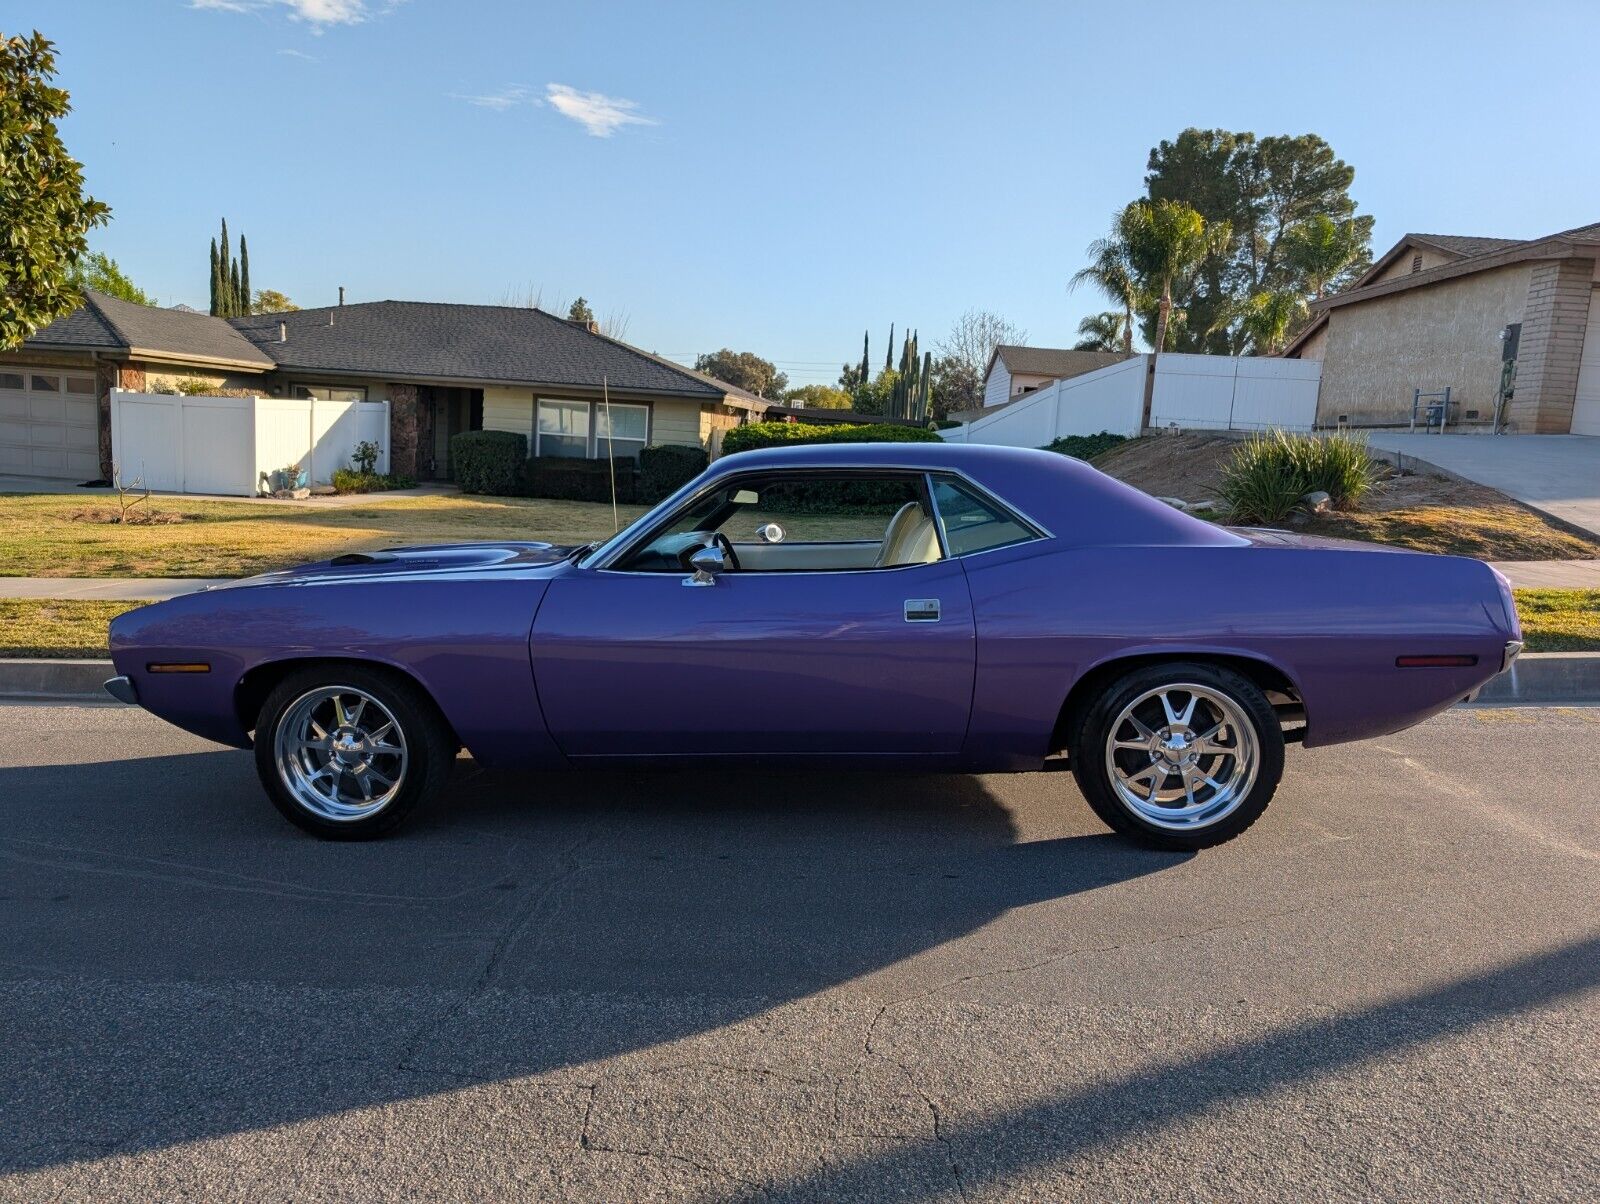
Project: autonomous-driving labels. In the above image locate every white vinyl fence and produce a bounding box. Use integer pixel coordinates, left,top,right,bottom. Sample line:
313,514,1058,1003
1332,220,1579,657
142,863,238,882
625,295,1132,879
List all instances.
110,391,389,497
942,354,1321,447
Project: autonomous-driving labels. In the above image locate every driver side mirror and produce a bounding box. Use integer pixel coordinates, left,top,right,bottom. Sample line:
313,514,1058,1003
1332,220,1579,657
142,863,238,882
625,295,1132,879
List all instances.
684,544,727,587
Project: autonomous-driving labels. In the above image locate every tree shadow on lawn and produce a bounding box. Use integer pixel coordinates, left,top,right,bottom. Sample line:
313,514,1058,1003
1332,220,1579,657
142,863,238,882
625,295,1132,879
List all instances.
0,748,1176,1172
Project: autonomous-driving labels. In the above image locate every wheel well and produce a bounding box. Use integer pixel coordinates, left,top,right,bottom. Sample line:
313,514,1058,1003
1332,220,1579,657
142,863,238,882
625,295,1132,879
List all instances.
234,656,459,747
1050,652,1303,756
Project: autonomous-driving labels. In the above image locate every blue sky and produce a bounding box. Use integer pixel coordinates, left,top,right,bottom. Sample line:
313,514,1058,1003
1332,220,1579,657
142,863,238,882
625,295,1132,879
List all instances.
11,0,1599,385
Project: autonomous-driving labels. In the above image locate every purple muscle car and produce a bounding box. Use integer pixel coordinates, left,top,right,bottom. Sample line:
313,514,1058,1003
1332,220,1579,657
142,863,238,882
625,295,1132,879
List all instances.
106,442,1522,848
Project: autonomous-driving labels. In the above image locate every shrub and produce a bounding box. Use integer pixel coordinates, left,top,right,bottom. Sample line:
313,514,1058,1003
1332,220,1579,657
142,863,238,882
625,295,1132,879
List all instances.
638,444,709,501
1042,431,1126,461
1219,430,1376,524
351,439,381,475
522,455,639,504
331,468,414,494
451,430,526,495
720,420,943,457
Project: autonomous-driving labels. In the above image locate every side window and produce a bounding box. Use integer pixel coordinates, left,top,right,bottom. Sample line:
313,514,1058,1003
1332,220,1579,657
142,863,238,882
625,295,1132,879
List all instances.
930,476,1039,556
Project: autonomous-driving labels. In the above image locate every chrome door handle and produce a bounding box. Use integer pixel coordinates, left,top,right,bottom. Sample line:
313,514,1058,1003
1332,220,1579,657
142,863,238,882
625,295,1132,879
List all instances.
904,598,940,622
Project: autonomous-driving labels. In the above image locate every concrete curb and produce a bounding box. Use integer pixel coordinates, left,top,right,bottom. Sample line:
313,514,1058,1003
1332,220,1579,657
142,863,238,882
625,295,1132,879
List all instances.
1,654,1596,707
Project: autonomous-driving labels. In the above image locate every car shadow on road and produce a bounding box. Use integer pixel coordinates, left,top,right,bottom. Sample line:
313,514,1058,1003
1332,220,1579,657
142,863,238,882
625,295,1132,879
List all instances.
1,748,1177,1173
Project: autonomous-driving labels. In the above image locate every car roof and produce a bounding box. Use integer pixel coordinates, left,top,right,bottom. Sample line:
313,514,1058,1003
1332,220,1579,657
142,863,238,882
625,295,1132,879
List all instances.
706,441,1239,549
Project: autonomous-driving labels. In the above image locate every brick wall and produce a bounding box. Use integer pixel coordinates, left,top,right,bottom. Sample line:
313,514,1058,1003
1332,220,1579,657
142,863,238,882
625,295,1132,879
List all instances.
1510,257,1596,432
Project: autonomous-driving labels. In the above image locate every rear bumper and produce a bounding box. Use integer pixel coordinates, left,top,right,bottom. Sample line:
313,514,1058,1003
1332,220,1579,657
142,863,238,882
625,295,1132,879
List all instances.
1465,641,1524,703
103,675,138,705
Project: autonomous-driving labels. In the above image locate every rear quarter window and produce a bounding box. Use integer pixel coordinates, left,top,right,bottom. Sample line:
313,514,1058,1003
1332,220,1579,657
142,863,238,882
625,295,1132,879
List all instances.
931,477,1040,556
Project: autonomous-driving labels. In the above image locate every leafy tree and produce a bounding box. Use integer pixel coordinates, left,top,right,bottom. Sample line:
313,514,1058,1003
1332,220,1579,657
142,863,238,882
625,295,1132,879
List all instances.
0,31,110,349
68,252,154,305
1142,127,1373,351
1281,214,1366,300
693,348,788,398
930,353,979,417
253,289,299,313
1116,198,1230,427
1239,289,1307,355
1068,234,1142,353
784,384,852,409
567,296,595,325
1073,312,1127,352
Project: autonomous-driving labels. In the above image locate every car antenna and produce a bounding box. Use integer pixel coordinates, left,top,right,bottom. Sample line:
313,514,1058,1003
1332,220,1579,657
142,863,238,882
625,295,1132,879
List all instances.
602,374,619,533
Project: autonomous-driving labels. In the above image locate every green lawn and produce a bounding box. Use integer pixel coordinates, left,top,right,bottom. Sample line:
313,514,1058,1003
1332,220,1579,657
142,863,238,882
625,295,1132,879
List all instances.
7,590,1594,659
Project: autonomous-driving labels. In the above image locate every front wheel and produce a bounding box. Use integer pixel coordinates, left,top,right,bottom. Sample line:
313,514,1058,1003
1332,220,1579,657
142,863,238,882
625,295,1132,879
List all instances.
254,664,454,840
1070,663,1284,850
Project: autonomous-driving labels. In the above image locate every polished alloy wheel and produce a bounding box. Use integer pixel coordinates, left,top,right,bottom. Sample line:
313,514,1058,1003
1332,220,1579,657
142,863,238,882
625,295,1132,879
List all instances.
1102,683,1259,831
273,685,409,822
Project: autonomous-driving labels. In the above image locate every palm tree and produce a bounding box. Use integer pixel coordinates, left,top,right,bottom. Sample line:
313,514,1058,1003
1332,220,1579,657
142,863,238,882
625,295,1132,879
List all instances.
1068,229,1142,353
1282,214,1362,300
1073,312,1127,351
1240,289,1308,355
1117,198,1231,428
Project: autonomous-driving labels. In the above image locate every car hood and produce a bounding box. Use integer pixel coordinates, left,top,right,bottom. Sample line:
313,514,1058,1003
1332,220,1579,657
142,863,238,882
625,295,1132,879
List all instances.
206,541,579,591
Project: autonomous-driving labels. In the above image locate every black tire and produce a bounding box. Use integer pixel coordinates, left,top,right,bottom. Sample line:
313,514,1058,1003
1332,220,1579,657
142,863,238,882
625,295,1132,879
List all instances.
253,663,454,840
1069,662,1284,851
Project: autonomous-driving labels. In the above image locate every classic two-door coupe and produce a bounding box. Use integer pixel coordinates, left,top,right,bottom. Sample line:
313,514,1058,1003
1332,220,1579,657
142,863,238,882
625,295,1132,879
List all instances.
107,442,1522,848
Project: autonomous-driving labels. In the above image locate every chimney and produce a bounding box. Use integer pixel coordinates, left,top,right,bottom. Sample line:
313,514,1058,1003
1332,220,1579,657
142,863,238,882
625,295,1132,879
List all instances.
338,286,345,306
278,322,287,343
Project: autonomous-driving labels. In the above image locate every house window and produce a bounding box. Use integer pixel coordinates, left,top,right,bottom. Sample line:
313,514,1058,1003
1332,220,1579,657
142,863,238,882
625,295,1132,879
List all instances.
537,399,591,458
298,384,367,402
595,402,648,462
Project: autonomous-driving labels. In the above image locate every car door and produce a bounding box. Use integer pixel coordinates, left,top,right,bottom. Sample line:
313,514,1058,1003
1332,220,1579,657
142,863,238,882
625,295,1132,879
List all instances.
530,557,976,761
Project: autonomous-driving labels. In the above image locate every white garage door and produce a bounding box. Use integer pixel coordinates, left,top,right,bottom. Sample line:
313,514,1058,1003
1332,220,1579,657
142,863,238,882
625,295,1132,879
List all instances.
0,368,100,480
1573,288,1600,437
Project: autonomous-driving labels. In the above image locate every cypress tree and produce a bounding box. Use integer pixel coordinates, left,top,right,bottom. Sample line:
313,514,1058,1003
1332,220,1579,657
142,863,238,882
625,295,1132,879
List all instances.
858,330,869,403
209,239,220,316
219,219,231,315
885,324,894,372
229,259,241,319
239,236,250,316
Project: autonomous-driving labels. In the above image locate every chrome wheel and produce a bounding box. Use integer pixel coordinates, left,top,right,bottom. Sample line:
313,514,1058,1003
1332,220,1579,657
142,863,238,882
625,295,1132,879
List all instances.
273,685,408,822
1103,682,1259,831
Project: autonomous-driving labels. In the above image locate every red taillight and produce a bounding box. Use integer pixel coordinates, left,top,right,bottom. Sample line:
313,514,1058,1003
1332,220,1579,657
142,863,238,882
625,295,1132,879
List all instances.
1396,655,1478,668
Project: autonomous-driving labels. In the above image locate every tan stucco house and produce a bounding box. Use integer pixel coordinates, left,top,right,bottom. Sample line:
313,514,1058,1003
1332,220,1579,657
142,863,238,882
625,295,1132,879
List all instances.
2,292,766,482
1285,222,1600,435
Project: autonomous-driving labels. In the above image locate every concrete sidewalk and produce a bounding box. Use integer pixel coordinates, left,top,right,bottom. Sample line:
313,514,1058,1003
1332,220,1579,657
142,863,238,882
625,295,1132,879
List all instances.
0,578,230,601
0,473,460,507
1489,560,1600,588
1364,432,1600,540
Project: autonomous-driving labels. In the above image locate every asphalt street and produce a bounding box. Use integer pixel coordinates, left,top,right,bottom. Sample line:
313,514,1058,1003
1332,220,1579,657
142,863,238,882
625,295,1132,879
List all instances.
1,702,1596,1202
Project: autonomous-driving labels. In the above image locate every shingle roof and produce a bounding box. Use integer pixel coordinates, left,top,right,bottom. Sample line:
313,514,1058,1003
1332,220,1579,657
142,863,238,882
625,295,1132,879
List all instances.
229,301,735,398
1407,233,1524,258
992,345,1134,380
22,290,275,367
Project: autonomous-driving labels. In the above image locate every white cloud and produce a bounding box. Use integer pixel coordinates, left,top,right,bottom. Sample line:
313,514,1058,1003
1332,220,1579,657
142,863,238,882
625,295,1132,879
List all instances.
451,84,536,111
188,0,394,30
276,47,319,61
545,83,657,138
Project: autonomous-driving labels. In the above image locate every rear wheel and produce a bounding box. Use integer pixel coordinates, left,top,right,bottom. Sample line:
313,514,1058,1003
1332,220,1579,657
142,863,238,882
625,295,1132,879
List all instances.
1070,663,1283,850
253,665,453,839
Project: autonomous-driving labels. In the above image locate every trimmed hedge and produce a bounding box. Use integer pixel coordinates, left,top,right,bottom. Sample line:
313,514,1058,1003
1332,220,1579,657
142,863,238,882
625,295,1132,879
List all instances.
721,420,942,457
452,430,526,495
330,468,416,494
638,444,708,501
522,455,640,504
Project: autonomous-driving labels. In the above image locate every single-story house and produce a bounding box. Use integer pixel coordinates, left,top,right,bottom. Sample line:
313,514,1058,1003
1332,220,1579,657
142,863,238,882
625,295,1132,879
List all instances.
2,291,768,482
758,401,925,427
943,345,1134,424
1285,222,1600,435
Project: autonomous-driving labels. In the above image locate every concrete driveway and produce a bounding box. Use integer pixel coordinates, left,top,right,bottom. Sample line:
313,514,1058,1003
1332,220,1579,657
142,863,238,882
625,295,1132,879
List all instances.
1364,432,1600,539
1,703,1596,1200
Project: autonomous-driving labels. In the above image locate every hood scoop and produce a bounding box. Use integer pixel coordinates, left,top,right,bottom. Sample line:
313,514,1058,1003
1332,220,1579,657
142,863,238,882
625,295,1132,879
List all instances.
329,551,398,566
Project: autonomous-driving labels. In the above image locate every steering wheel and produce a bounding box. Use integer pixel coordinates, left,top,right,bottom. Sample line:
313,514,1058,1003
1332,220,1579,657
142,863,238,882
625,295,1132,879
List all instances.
713,531,741,571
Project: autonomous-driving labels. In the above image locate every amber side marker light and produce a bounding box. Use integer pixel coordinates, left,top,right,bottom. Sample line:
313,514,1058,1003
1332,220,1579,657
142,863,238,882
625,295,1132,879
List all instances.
146,662,211,674
1396,655,1478,668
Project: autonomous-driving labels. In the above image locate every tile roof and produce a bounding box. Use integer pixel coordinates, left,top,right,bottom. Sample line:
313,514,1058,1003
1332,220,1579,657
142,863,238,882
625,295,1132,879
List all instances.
229,301,735,398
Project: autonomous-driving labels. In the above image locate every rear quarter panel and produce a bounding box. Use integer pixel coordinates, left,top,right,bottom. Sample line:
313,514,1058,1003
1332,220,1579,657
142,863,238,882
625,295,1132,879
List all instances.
109,577,562,768
961,540,1514,768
